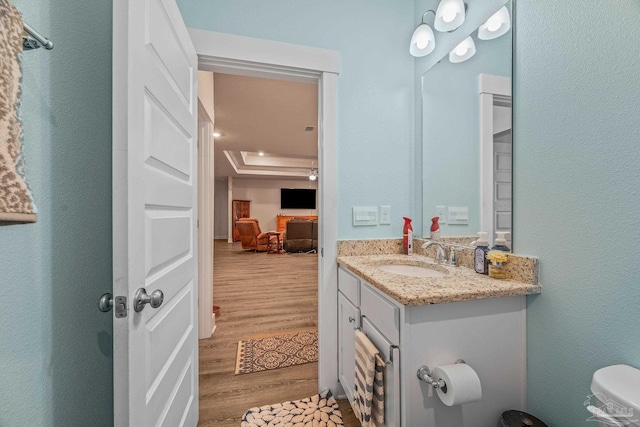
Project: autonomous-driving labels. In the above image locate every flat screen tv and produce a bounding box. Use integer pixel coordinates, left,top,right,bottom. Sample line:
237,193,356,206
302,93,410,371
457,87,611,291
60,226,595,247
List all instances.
281,188,316,209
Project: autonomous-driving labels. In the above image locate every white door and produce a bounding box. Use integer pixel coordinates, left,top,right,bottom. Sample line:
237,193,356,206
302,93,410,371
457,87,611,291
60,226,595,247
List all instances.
493,100,512,246
112,0,198,425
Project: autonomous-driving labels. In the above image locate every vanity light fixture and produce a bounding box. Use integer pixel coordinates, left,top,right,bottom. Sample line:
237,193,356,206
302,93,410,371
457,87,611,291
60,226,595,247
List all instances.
449,36,476,63
478,6,511,40
434,0,466,32
309,169,318,181
410,10,436,57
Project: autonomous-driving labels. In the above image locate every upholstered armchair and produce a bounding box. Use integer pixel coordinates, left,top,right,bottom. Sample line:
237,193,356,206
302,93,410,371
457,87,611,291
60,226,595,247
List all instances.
284,218,314,253
236,218,272,251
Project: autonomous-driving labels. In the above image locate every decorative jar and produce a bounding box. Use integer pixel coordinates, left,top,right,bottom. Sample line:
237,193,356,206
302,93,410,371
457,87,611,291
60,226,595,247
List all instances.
488,262,507,279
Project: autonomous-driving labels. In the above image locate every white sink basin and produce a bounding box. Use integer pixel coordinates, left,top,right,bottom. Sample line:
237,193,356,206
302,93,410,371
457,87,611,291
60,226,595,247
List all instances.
376,264,448,278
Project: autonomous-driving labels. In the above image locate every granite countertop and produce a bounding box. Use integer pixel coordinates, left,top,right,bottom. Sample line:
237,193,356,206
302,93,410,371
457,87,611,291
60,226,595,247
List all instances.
337,253,542,306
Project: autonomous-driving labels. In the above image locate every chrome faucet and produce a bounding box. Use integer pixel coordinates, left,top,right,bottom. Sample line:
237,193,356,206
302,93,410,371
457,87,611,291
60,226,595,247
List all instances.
448,246,458,267
421,241,447,264
422,241,459,266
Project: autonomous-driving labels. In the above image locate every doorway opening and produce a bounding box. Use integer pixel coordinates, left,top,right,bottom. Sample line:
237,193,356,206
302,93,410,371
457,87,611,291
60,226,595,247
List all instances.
199,72,322,424
191,29,340,425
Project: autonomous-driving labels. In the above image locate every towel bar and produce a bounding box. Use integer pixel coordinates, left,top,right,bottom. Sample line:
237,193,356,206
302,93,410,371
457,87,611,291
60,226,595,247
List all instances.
358,315,398,365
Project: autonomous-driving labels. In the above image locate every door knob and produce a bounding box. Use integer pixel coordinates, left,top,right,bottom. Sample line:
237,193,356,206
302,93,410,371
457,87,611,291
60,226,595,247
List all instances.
133,288,164,312
98,293,113,312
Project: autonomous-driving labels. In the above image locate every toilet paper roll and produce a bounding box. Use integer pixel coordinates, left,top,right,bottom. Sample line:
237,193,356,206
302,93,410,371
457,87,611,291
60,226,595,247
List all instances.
433,363,482,406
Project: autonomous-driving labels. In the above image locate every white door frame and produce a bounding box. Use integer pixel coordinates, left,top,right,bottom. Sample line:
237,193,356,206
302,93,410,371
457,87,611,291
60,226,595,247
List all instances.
197,101,215,339
189,29,340,393
479,73,511,245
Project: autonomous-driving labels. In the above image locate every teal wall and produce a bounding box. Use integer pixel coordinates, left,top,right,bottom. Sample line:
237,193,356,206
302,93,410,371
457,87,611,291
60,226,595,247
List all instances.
0,0,113,426
177,0,417,239
515,1,640,425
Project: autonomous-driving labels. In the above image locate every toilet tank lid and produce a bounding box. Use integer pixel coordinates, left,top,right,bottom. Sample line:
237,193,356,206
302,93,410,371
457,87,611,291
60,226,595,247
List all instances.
591,365,640,416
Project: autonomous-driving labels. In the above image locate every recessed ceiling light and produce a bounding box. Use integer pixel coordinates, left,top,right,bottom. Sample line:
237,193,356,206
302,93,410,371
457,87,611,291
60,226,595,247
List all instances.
258,151,264,156
213,132,221,137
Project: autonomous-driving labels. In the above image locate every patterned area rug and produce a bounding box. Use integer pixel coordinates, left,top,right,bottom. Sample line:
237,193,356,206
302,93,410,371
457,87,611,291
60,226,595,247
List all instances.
235,329,318,375
241,389,344,427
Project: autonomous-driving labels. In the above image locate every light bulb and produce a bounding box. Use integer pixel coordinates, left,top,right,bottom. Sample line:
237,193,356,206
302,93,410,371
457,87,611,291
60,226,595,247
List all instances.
213,132,221,137
486,15,502,32
454,44,468,56
478,6,510,40
434,0,465,32
449,36,476,63
410,23,435,57
441,7,457,23
258,151,264,156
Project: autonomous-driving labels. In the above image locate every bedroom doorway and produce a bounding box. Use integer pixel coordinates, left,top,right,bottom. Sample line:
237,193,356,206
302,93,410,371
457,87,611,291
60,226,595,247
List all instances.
192,30,340,425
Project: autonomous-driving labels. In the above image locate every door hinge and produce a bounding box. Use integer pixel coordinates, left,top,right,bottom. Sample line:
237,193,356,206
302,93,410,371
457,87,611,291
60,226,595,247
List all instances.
321,247,324,257
114,296,127,318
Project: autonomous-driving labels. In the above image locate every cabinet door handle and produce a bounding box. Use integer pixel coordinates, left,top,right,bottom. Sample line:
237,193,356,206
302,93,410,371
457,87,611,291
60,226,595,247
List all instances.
348,316,355,323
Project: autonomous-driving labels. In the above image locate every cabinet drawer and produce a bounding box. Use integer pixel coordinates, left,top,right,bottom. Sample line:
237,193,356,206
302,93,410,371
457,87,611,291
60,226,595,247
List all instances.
338,267,360,306
361,283,399,345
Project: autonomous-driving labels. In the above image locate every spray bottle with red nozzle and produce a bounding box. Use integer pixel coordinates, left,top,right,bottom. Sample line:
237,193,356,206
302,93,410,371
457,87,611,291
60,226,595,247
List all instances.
403,217,413,255
430,217,441,241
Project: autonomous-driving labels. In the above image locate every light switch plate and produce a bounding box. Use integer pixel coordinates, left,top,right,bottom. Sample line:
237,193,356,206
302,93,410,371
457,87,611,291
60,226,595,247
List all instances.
353,206,378,226
435,206,446,224
448,206,469,225
379,205,391,225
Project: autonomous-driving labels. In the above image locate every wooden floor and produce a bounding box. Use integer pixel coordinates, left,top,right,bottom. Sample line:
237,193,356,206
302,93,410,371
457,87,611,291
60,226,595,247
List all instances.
198,240,358,426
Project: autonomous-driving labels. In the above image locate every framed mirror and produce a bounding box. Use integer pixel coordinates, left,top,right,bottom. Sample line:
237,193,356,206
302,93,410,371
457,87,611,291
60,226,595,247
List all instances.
421,0,513,247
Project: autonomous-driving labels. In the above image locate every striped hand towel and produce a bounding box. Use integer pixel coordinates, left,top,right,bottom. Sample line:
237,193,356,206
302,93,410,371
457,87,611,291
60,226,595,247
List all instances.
351,330,385,427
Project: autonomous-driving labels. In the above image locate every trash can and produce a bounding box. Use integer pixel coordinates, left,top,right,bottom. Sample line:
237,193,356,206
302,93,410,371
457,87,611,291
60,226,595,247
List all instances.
498,410,548,427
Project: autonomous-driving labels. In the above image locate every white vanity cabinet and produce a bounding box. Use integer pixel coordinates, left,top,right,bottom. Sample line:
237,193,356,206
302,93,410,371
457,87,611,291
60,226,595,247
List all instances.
337,266,527,427
337,268,402,426
337,268,360,403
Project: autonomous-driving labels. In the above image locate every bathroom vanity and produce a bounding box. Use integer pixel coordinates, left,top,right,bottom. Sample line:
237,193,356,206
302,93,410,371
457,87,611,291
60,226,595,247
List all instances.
337,254,541,427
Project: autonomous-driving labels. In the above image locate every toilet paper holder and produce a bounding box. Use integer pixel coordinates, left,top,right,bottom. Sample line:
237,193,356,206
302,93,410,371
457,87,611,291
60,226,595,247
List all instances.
417,359,466,392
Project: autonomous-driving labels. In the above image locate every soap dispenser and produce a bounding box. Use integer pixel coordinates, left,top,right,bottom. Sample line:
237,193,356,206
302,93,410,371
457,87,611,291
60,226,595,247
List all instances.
492,232,511,253
474,232,489,274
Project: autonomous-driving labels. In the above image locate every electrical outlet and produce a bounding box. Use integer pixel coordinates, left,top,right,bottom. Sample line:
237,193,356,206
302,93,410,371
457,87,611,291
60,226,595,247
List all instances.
435,206,446,224
379,205,391,225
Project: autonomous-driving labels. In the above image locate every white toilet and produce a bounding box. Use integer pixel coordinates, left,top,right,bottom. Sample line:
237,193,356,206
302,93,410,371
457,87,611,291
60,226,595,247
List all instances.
588,365,640,427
